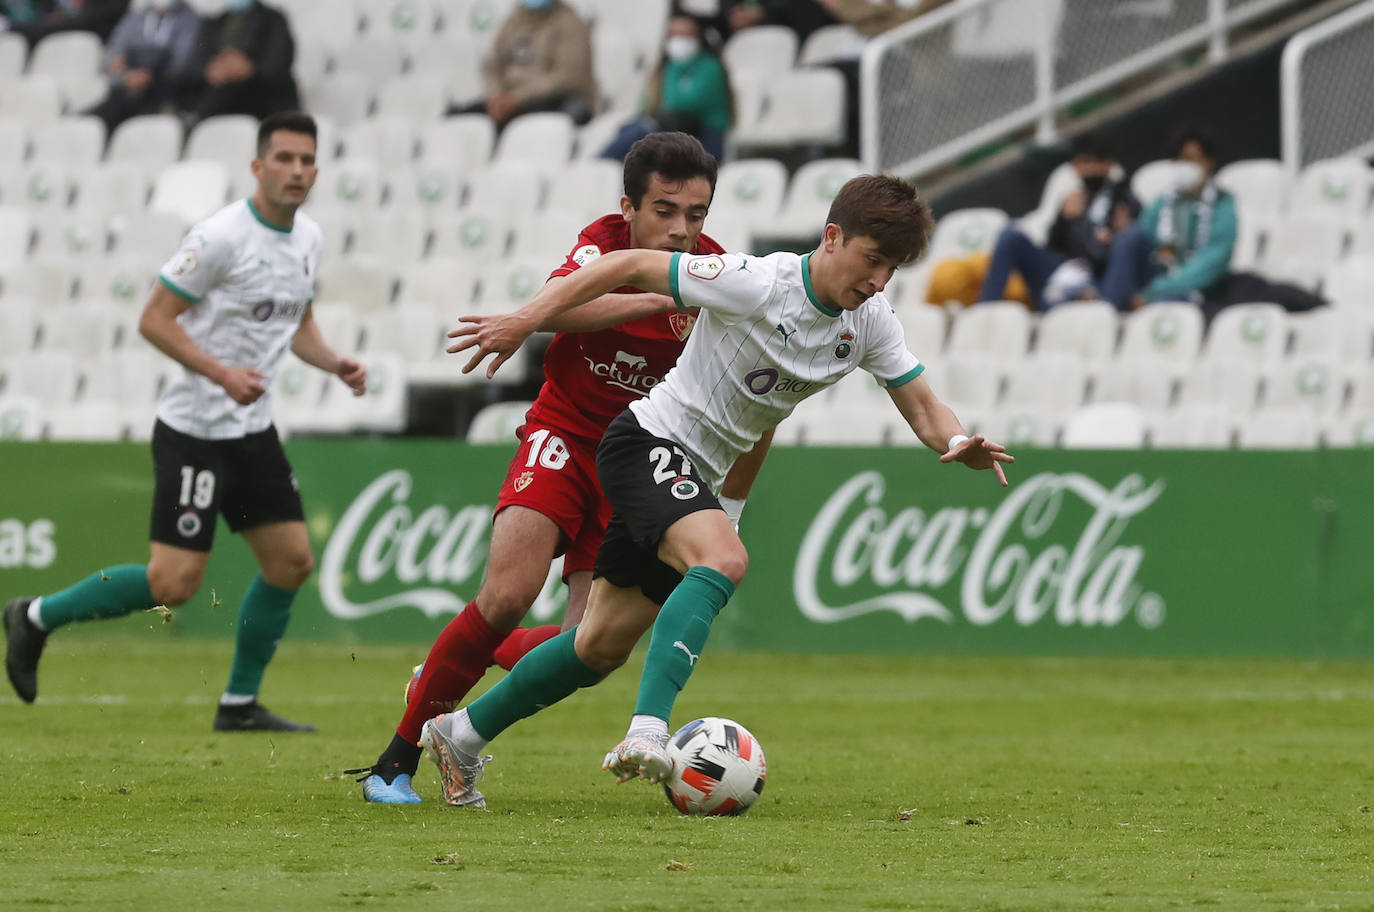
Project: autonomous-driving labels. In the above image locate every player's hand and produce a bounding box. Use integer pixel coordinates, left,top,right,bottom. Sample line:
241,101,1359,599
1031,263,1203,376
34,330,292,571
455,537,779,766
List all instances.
939,433,1014,487
446,312,538,379
219,366,268,405
336,357,367,396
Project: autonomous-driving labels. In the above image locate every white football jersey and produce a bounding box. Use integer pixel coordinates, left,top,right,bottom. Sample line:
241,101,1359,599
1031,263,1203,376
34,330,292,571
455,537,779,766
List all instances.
630,251,922,489
156,199,322,440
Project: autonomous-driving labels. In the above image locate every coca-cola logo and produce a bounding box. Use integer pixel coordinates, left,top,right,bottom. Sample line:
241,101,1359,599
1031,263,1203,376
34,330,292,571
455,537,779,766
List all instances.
795,471,1166,629
319,470,566,621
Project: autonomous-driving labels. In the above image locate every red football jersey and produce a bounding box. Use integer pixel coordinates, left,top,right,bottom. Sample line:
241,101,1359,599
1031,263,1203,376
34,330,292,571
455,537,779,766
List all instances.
525,214,725,442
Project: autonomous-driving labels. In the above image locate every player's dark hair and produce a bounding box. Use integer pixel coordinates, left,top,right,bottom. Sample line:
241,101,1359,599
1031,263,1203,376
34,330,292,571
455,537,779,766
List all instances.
1070,131,1114,162
622,131,718,208
825,174,933,265
256,111,318,158
1169,124,1219,166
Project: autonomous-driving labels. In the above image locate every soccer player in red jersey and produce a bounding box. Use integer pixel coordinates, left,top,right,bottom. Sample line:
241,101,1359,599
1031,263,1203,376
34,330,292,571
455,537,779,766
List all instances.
352,132,771,804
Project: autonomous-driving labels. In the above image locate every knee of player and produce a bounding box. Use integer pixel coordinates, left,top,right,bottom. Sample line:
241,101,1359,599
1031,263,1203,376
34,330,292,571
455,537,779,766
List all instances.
476,577,543,628
264,548,314,588
148,565,202,606
705,543,749,587
574,628,631,675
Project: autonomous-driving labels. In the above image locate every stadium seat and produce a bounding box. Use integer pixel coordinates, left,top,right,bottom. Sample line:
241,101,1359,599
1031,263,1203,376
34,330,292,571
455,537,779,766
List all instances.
1322,411,1374,448
30,209,108,261
0,207,33,268
475,255,552,312
0,394,44,441
583,0,668,37
317,258,396,313
545,158,622,221
1178,358,1262,414
427,207,512,264
1017,161,1083,245
1200,302,1287,365
277,0,362,49
106,211,188,268
28,115,105,169
271,354,331,433
765,158,862,242
1088,355,1180,412
462,163,546,213
697,215,751,256
1146,406,1233,449
511,208,588,261
333,35,411,85
574,111,623,160
107,114,183,179
1118,301,1204,362
1214,158,1287,220
359,303,448,362
3,351,80,408
0,31,24,81
1290,157,1371,223
981,407,1059,447
921,354,1002,413
351,207,430,264
893,303,947,359
343,117,420,167
0,299,38,356
73,258,157,308
1236,408,1320,450
401,260,479,314
0,161,73,209
0,75,62,123
946,301,1032,358
27,31,103,96
466,400,533,443
798,23,862,65
301,204,359,260
1061,401,1146,449
388,163,463,210
302,69,374,127
320,157,386,208
1263,358,1347,415
0,262,74,306
86,350,175,409
1258,215,1347,289
419,115,495,172
0,116,26,172
292,38,332,89
799,398,892,445
733,68,846,149
712,159,788,231
926,207,1010,262
592,25,650,116
310,306,362,354
494,112,576,166
1130,159,1190,207
1227,207,1268,273
150,161,231,224
343,350,408,433
375,74,450,121
723,25,797,78
35,303,119,358
75,162,150,217
184,115,259,172
43,403,128,442
1286,307,1348,359
357,0,442,37
436,0,514,50
1002,353,1088,413
1035,299,1118,364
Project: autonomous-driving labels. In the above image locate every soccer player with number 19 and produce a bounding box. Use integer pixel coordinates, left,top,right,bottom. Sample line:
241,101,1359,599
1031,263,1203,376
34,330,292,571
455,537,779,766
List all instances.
430,174,1015,805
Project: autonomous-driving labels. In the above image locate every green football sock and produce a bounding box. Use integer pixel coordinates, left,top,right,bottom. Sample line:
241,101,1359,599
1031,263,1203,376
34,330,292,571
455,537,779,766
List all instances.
38,564,155,630
634,566,735,723
223,575,298,699
466,627,602,741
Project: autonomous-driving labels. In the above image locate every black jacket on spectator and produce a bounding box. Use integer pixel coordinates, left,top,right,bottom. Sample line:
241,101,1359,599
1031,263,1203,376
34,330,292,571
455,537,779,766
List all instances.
1047,176,1139,276
176,1,299,123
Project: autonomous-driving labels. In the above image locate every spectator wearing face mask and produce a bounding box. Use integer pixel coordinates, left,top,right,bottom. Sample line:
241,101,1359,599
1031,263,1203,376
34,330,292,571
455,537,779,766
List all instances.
970,133,1139,310
451,0,596,127
173,0,300,127
601,14,732,162
86,0,201,133
1097,127,1237,311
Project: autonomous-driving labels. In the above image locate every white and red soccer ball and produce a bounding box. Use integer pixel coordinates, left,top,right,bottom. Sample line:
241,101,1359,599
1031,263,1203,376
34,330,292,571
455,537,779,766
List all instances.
663,717,767,816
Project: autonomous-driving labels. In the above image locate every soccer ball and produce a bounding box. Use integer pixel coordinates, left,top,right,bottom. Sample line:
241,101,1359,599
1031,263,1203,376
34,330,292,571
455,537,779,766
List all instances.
663,717,767,816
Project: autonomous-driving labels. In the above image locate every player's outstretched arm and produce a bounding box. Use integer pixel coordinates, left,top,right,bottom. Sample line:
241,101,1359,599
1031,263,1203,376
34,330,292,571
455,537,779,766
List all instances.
536,285,677,334
888,376,1014,486
140,281,267,405
447,249,674,378
292,305,367,396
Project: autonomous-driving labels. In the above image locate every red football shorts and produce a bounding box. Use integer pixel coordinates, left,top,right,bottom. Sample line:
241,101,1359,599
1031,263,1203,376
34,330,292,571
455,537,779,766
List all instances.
495,422,612,577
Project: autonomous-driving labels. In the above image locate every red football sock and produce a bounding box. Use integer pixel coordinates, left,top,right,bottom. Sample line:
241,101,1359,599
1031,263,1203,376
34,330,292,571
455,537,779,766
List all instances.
491,624,563,671
396,602,508,744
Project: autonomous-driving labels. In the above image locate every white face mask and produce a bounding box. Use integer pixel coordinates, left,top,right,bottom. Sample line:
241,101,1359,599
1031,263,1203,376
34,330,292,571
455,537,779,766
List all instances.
1172,161,1206,194
665,36,700,62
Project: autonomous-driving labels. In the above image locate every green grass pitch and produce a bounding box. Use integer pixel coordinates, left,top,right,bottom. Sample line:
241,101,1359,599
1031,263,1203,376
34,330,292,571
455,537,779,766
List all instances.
1,635,1371,911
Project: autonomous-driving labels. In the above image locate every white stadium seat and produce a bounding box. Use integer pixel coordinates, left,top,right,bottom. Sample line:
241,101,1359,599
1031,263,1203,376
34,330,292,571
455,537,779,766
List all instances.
1263,358,1348,415
1200,302,1287,365
357,0,442,37
388,163,463,211
343,117,420,168
0,299,38,356
0,395,44,441
1323,411,1374,448
75,162,151,217
1290,157,1371,222
27,31,103,97
0,75,62,124
107,114,183,179
427,208,512,264
511,208,588,261
277,0,361,49
1,262,74,305
0,162,73,210
712,159,788,231
35,303,120,359
981,407,1060,447
1214,158,1287,220
0,116,27,172
1236,408,1320,450
360,303,448,363
0,31,25,81
734,68,846,149
0,207,34,268
1147,406,1233,449
73,258,157,308
401,260,478,313
106,211,188,269
1017,161,1083,245
317,258,396,314
335,36,411,85
1258,215,1347,289
44,403,128,442
1119,301,1204,362
926,208,1009,262
799,23,862,65
1001,353,1088,413
545,158,622,222
946,301,1032,358
1178,358,1262,414
894,303,947,359
419,115,495,172
462,163,546,213
920,354,1002,412
1035,300,1118,364
302,69,374,128
494,112,576,166
320,158,386,208
184,115,260,172
351,208,430,264
1088,355,1180,412
341,350,408,433
150,161,231,225
466,400,533,444
1061,402,1146,449
1130,159,1190,207
375,75,450,121
592,25,649,116
766,158,862,242
723,25,797,77
3,351,81,408
28,115,105,169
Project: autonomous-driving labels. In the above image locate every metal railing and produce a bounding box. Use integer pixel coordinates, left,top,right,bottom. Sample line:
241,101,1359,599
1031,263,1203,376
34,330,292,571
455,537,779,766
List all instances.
1281,0,1374,170
861,0,1310,179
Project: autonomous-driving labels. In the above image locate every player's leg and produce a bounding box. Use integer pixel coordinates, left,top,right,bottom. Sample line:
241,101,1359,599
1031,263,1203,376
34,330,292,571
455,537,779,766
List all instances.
212,426,314,732
4,421,215,703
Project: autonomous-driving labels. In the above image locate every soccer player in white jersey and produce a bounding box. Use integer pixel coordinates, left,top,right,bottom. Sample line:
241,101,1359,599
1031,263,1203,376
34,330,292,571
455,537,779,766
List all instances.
415,174,1014,806
3,112,367,732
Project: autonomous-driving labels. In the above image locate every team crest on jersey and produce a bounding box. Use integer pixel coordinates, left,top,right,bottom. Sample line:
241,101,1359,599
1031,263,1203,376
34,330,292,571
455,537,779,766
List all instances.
671,478,699,500
686,255,725,280
513,471,534,492
834,331,855,360
572,244,601,266
668,311,696,340
170,250,198,278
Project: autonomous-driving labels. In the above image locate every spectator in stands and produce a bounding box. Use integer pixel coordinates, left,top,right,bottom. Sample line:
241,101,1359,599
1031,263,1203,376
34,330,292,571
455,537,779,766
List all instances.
1097,127,1237,311
601,14,732,162
86,0,201,134
973,133,1139,310
451,0,595,128
723,0,836,44
173,0,299,127
1,0,128,46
